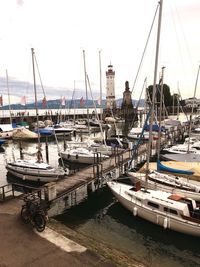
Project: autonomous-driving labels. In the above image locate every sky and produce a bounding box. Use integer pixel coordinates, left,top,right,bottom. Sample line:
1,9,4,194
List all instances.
0,0,199,105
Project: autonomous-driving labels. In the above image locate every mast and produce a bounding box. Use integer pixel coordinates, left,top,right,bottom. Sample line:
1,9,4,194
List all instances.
31,48,42,162
99,50,103,122
73,80,76,123
187,64,200,153
6,70,12,125
145,0,163,187
157,66,165,161
83,50,90,133
177,82,180,120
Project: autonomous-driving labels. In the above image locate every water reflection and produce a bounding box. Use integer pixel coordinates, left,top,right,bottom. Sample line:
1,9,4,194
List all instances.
56,187,200,267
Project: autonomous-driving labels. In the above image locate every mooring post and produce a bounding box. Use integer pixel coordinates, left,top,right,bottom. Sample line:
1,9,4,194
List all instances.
63,133,67,150
19,142,24,160
45,136,49,163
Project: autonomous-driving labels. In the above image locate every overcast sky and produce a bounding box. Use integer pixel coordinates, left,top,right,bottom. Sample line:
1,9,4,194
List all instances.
0,0,199,104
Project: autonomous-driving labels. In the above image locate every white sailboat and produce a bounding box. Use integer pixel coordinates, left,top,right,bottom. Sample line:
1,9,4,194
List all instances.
59,50,113,163
107,181,200,237
6,48,67,183
107,0,200,237
128,170,200,201
60,147,109,164
162,144,200,154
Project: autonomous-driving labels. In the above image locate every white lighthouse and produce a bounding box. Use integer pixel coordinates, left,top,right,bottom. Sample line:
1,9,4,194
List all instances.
106,64,116,110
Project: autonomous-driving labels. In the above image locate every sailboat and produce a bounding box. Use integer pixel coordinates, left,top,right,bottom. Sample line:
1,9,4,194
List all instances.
107,181,200,237
128,169,200,201
60,50,113,163
6,48,67,183
127,48,200,199
107,0,200,237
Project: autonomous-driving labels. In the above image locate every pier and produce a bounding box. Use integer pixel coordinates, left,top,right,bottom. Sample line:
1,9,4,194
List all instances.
0,108,102,126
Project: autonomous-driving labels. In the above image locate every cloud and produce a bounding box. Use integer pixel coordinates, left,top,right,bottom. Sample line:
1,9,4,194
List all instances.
16,0,24,7
0,76,104,105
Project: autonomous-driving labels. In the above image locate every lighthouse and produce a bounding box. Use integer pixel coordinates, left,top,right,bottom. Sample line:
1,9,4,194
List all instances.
106,64,116,110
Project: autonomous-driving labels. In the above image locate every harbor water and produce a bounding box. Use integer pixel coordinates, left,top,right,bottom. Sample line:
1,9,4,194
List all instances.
0,131,200,267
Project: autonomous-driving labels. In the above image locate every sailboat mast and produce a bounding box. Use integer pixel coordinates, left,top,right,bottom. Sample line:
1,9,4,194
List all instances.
83,50,90,133
31,48,41,159
187,64,200,153
6,70,12,125
99,50,103,122
157,66,165,160
73,80,76,122
146,0,163,184
177,82,180,120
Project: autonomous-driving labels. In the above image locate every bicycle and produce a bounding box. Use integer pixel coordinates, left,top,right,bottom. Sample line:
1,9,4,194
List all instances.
20,195,48,232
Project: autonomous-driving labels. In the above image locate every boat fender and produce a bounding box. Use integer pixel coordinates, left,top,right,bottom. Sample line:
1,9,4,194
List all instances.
163,217,168,229
64,168,70,175
76,154,78,159
133,206,137,216
67,154,70,159
194,186,199,193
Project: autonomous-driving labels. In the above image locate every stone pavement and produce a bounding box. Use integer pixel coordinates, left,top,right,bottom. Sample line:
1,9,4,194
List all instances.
0,198,117,267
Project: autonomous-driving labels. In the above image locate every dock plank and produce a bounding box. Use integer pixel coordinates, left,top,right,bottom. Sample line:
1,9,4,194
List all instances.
53,150,131,196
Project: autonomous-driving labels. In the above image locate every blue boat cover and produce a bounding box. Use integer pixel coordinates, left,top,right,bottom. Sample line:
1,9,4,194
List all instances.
0,139,6,145
157,160,194,175
144,124,165,132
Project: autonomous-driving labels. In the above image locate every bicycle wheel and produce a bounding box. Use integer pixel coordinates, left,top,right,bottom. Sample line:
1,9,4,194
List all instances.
33,213,46,232
21,206,30,224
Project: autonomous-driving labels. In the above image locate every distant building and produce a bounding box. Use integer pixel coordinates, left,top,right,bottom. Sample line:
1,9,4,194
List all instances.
184,97,200,108
106,64,116,110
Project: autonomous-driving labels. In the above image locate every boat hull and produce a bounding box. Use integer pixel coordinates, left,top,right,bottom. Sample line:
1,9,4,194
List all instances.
60,152,104,164
6,163,65,182
107,182,200,237
128,172,200,201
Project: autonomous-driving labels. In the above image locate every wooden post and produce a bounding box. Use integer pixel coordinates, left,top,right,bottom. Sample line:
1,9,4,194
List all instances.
63,133,67,150
19,142,23,160
45,136,49,163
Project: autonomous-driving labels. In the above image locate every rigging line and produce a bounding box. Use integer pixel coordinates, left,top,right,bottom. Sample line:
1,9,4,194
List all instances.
82,50,90,134
34,51,64,163
187,65,200,153
34,54,46,99
34,53,55,123
34,53,60,124
86,74,105,147
177,86,188,121
131,3,159,95
109,107,123,147
169,1,194,70
68,81,76,119
130,77,147,129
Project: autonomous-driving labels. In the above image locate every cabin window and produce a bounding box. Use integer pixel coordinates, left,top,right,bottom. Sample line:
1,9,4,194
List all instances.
164,207,178,215
147,201,159,209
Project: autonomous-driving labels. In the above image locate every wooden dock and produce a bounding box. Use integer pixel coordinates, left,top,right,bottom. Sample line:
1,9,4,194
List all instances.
43,149,131,217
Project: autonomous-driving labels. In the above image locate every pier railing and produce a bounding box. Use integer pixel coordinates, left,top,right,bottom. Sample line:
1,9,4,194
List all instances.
0,184,16,201
0,183,46,202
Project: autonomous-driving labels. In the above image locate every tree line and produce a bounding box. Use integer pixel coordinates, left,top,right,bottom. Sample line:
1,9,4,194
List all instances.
147,84,185,107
